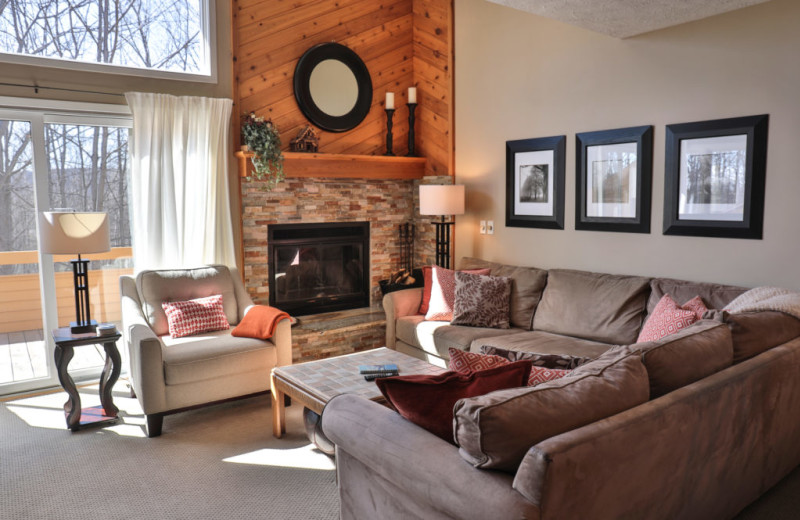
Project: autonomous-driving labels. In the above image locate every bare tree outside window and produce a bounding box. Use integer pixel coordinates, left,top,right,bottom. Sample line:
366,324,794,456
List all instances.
46,123,131,271
0,0,204,74
0,119,35,275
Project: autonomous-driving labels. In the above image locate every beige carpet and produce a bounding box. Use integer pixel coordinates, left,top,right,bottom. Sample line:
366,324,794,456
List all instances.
0,383,338,520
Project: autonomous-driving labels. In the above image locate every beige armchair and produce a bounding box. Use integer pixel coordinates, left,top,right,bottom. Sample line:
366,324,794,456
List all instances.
120,265,291,437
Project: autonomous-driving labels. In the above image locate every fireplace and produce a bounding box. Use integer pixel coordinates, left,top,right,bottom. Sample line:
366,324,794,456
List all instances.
268,222,370,316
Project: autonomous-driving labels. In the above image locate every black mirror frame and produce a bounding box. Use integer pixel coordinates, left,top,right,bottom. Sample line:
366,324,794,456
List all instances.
293,43,373,133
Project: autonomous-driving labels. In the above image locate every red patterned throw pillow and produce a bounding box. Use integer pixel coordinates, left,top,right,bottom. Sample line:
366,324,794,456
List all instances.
376,361,532,442
637,294,708,343
425,266,491,322
161,294,230,338
448,348,570,387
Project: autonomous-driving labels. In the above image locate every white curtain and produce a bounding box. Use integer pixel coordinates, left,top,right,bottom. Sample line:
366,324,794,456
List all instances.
125,92,236,270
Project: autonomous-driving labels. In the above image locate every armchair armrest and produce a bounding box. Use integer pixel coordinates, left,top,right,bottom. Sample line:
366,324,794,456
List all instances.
382,287,423,349
120,275,167,413
321,394,537,520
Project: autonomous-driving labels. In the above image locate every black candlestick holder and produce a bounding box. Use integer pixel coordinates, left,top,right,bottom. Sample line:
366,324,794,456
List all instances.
384,108,395,156
406,102,417,157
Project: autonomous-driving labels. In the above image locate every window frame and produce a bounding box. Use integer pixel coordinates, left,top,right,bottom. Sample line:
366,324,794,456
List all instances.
0,0,216,83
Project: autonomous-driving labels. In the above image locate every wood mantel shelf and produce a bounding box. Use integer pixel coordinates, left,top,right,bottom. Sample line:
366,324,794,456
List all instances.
235,150,426,180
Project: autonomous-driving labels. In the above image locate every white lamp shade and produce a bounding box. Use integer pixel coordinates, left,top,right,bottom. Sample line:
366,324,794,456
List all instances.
419,184,465,216
39,212,111,255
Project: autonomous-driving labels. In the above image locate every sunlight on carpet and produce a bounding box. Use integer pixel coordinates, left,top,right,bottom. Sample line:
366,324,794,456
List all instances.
225,443,336,471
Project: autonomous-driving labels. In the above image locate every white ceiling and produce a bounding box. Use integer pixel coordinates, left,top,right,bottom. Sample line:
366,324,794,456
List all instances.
486,0,773,38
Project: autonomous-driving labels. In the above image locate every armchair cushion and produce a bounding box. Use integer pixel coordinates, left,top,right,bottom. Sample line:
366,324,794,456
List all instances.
160,329,277,385
137,265,239,336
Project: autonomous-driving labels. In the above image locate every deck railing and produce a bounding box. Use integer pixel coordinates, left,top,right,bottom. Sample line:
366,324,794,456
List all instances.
0,248,133,334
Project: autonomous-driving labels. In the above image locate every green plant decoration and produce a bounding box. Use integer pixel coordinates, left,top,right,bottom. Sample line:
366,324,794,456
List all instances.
242,112,284,189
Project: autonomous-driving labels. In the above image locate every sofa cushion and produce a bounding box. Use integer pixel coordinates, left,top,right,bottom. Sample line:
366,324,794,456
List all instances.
474,330,611,369
623,319,733,398
451,272,512,329
160,329,276,385
376,361,532,442
646,277,746,315
448,348,570,387
432,326,523,358
161,294,230,338
425,267,491,321
453,347,649,472
533,269,650,345
637,294,707,343
705,310,800,363
137,265,239,336
460,257,548,329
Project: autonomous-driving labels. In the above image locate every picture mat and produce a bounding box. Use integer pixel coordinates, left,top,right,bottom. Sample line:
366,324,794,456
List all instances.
585,142,637,218
678,134,747,221
515,149,555,216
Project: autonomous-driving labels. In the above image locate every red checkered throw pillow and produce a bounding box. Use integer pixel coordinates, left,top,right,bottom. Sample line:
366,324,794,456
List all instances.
161,294,230,338
448,348,569,387
637,294,707,343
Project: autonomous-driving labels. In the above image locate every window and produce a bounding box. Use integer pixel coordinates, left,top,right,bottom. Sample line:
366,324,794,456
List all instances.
0,0,213,80
0,99,133,395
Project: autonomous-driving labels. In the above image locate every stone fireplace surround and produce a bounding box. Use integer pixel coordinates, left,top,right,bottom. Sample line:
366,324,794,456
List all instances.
241,174,450,361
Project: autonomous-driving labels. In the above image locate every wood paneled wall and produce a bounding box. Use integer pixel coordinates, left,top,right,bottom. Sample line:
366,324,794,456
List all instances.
412,0,453,176
232,0,453,174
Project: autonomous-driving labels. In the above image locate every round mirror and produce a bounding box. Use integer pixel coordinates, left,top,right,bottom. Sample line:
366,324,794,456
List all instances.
294,43,372,133
309,59,359,117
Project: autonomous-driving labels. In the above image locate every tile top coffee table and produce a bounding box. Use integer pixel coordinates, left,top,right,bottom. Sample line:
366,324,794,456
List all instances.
270,347,444,438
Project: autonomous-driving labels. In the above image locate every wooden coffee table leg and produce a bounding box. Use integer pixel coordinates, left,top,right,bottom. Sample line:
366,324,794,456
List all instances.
271,373,286,438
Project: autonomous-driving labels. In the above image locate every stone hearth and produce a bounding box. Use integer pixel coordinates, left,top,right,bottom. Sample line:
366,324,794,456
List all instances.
241,174,450,362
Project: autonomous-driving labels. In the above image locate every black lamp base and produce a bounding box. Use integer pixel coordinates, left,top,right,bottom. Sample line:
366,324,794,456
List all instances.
70,320,98,334
432,218,454,269
70,256,95,335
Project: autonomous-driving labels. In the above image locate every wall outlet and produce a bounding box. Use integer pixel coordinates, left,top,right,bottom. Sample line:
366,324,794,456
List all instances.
479,220,486,234
487,221,494,234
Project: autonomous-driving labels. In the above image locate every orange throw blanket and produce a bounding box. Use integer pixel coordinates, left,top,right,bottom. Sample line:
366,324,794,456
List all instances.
231,305,291,340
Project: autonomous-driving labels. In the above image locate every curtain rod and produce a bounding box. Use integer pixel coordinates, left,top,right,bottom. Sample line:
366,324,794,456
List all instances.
0,81,125,98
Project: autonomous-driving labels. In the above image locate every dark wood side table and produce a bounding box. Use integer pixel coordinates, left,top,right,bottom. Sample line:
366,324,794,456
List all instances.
52,327,122,431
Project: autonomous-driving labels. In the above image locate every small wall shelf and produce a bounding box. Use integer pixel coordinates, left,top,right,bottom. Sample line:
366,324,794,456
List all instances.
235,150,426,180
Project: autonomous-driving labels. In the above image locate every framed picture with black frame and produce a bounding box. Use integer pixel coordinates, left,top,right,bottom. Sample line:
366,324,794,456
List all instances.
505,135,566,229
663,114,769,239
575,125,653,233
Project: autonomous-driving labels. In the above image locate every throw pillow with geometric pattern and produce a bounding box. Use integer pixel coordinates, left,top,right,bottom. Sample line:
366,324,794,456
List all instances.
161,294,230,338
448,348,570,387
637,294,708,343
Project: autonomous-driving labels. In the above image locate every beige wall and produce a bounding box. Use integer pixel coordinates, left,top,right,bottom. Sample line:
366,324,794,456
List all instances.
454,0,800,290
0,1,242,265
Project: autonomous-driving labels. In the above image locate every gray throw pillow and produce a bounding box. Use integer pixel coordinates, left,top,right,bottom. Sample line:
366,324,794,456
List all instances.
451,271,512,329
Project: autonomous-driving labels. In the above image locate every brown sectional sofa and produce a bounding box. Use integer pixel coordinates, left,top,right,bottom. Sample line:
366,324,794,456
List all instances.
322,257,800,519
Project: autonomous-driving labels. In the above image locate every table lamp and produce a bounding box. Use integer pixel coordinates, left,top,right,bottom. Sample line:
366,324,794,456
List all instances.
419,184,465,269
39,211,110,334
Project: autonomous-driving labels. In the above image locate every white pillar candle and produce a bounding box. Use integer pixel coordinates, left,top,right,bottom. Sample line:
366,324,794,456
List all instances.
385,92,395,110
408,87,417,104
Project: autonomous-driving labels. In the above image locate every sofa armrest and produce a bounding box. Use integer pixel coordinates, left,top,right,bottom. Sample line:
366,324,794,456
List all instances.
120,275,167,413
322,394,538,520
512,340,800,520
382,288,423,349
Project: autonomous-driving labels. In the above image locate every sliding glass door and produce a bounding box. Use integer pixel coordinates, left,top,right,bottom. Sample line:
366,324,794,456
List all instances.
0,106,132,396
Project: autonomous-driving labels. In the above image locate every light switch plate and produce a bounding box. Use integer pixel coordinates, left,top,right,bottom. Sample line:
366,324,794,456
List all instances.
479,220,486,234
487,221,494,234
